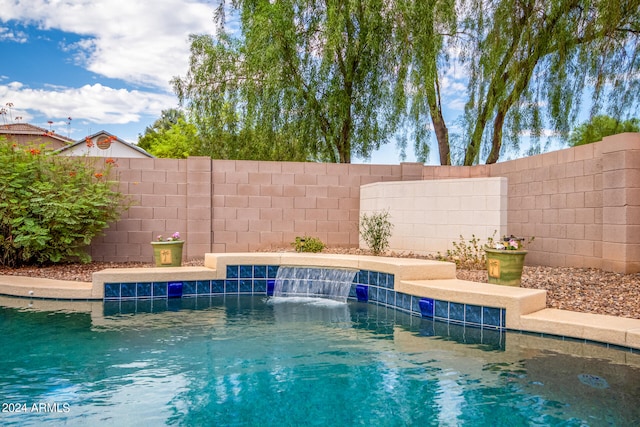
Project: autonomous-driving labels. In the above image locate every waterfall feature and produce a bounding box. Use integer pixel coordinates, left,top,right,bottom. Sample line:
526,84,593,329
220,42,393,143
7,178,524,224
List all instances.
273,266,357,302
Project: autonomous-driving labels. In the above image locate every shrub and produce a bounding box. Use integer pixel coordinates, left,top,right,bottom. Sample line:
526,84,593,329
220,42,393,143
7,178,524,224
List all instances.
437,233,496,270
292,236,325,253
359,210,393,255
0,139,128,266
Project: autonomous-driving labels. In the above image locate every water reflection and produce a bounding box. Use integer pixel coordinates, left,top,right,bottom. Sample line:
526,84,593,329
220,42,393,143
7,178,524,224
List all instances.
1,296,640,426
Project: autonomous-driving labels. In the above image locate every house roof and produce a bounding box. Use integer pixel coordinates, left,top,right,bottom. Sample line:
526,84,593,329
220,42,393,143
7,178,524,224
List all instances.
54,130,154,158
0,123,75,144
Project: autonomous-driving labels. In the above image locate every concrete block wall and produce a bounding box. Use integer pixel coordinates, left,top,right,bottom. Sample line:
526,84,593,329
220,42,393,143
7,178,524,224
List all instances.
360,178,507,254
88,133,640,273
488,133,640,273
210,160,403,252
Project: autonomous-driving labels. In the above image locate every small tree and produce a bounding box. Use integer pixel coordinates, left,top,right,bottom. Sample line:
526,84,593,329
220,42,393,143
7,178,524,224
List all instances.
568,115,640,147
359,210,393,256
0,139,128,266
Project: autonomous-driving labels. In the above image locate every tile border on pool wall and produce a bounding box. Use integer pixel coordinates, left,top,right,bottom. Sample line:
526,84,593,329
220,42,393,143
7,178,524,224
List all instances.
103,264,505,330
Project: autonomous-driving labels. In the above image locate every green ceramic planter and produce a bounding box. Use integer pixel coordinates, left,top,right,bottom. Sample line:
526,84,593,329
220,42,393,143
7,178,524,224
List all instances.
151,241,184,267
484,248,527,286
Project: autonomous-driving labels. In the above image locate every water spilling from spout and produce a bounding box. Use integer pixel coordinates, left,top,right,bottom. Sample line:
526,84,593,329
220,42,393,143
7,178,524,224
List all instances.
273,266,357,302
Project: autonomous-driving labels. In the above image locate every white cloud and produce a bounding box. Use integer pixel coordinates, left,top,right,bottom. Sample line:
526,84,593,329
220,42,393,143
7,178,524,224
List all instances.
0,26,28,42
0,0,216,90
0,81,177,124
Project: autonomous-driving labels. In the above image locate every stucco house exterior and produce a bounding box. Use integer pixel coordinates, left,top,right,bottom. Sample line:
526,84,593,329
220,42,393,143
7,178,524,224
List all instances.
1,125,154,158
55,130,154,158
0,123,74,149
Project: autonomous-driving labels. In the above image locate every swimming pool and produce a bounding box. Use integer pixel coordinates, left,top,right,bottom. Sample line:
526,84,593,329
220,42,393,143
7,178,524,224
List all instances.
2,295,640,426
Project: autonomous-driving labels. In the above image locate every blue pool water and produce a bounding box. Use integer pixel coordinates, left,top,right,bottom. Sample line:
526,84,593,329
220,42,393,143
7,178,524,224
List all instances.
1,296,640,426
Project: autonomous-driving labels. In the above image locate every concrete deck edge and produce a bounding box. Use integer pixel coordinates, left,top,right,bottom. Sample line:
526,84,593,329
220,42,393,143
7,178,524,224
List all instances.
0,275,94,299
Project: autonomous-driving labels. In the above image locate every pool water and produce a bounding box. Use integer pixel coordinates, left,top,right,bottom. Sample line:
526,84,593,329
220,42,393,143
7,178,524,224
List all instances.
1,296,640,426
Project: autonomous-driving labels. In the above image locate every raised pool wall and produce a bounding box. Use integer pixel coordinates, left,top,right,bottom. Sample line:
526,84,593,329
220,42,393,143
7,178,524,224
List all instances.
90,252,640,350
89,133,640,274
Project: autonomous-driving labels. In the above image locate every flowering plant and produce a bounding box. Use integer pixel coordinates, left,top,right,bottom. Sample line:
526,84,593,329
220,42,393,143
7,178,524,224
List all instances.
156,232,182,242
492,235,533,250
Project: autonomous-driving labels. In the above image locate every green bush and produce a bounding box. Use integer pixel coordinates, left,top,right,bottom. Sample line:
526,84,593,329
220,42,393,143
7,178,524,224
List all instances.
359,210,393,255
292,236,325,253
437,232,496,269
0,139,128,266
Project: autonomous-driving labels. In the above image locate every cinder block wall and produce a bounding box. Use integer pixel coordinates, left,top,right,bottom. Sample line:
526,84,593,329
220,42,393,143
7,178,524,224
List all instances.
88,133,640,273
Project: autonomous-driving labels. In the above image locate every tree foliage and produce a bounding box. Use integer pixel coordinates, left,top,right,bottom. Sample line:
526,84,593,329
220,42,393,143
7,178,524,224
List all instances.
0,139,128,266
138,109,198,158
461,0,640,165
173,0,640,165
173,0,405,163
568,115,640,146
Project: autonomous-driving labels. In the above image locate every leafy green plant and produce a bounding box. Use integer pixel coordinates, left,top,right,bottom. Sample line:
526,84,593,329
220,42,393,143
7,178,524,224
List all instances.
359,210,393,256
0,139,128,267
292,236,325,253
437,233,497,270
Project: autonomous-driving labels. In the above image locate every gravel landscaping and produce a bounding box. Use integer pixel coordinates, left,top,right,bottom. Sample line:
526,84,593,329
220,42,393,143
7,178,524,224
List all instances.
1,252,639,320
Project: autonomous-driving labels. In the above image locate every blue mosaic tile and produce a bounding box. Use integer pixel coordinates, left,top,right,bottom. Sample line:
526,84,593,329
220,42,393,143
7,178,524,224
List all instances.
137,283,152,298
254,279,267,294
254,265,267,278
465,305,482,325
211,280,225,294
386,290,395,306
449,303,465,322
411,296,421,315
267,279,275,296
239,279,253,293
104,283,120,299
197,280,211,294
434,300,449,319
239,265,253,278
226,265,239,279
267,265,279,278
121,283,136,298
398,293,411,311
153,282,168,297
183,281,197,295
388,274,395,289
357,270,368,285
482,307,502,328
370,271,380,286
225,279,239,293
368,286,378,302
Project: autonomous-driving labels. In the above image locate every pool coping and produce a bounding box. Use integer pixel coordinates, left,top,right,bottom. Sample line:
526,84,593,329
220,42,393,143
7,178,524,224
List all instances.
1,252,640,350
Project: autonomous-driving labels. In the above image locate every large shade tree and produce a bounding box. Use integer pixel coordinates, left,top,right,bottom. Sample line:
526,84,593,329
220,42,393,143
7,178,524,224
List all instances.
460,0,640,165
173,0,640,165
173,0,407,163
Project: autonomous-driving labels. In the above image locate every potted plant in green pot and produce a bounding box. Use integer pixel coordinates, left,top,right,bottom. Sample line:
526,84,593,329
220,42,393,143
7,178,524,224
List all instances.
151,232,184,267
484,235,533,286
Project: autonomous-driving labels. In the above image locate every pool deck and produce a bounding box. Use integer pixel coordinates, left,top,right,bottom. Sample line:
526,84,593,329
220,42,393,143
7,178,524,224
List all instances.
1,252,640,350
